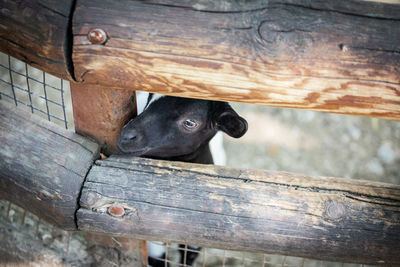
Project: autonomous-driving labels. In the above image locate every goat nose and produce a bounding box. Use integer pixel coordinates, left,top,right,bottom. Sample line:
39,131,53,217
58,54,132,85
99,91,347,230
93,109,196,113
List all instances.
123,131,136,141
120,128,138,142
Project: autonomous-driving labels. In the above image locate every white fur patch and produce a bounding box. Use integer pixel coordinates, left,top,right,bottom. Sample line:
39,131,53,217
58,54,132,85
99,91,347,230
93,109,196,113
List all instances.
145,93,165,110
135,91,149,115
209,132,226,166
147,241,166,257
135,92,166,114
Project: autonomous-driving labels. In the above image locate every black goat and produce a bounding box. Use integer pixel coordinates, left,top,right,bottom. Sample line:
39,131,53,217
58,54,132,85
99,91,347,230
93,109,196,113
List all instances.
118,93,248,266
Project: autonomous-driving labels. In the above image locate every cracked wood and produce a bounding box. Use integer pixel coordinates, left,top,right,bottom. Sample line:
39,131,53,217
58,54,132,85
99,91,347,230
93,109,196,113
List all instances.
72,0,400,120
0,101,99,230
77,156,400,265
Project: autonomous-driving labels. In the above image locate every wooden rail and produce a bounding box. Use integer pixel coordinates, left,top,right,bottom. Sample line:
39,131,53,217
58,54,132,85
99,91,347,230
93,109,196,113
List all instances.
78,156,400,265
0,0,399,119
72,0,400,120
1,101,399,264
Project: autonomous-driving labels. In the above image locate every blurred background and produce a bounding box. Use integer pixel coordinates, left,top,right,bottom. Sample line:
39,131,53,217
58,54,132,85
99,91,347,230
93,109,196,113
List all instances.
225,102,400,185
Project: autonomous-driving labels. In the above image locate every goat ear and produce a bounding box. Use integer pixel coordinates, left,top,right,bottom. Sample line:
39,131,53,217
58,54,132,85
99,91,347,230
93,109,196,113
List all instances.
216,108,248,138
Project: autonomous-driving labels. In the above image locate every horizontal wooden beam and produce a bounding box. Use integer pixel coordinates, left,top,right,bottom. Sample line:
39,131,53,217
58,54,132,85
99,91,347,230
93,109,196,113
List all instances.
0,0,75,80
78,156,400,265
73,0,400,120
0,101,99,230
1,0,399,119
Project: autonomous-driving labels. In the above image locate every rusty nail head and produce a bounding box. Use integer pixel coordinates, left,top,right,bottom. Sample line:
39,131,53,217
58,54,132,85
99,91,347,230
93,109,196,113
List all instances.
108,205,125,217
88,28,107,44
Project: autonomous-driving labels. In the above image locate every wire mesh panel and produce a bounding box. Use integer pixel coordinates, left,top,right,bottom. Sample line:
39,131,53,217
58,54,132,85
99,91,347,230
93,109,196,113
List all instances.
0,52,74,130
146,241,376,267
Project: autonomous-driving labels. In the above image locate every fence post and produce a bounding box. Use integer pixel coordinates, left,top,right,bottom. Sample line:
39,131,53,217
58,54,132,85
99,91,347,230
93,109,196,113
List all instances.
70,83,137,155
70,83,146,266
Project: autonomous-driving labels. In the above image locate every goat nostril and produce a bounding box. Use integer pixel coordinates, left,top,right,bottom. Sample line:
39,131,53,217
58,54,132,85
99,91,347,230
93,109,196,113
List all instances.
122,132,136,142
120,129,138,143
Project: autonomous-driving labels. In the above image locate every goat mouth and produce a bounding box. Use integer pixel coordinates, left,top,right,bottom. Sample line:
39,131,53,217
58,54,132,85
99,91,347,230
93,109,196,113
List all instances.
117,146,149,156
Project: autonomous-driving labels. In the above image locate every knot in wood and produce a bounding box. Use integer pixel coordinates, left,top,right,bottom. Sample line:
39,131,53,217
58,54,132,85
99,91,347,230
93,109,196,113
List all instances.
326,201,346,220
88,28,107,44
108,204,125,217
85,192,98,206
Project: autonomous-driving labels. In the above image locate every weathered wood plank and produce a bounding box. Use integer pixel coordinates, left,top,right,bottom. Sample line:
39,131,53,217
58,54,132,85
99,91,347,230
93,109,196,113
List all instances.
77,156,400,265
70,83,136,155
72,0,400,120
0,101,99,230
0,0,74,79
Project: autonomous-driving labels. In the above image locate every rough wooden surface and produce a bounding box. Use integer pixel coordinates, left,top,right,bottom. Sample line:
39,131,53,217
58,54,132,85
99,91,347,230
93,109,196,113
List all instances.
0,0,74,79
70,83,137,155
0,101,99,230
78,156,400,265
72,0,400,120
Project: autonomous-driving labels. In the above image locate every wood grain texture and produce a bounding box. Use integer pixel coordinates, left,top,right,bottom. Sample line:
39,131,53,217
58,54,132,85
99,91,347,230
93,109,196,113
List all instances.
0,101,99,230
0,0,74,79
72,0,400,120
70,83,136,155
78,156,400,265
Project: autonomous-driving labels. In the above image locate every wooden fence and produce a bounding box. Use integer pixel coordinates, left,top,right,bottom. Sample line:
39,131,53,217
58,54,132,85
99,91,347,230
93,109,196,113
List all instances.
0,0,399,265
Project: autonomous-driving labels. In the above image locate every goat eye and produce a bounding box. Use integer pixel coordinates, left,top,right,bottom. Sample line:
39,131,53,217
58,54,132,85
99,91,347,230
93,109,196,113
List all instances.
183,119,198,129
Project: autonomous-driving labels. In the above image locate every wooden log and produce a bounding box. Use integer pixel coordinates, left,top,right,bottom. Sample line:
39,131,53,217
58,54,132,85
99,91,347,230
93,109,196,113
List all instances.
77,156,400,265
0,101,99,230
0,0,74,80
70,83,136,155
72,0,400,120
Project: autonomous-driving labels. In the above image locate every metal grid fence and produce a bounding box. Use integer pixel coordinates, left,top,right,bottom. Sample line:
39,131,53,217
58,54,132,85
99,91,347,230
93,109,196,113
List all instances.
145,242,376,267
0,52,375,267
146,241,304,267
0,52,74,130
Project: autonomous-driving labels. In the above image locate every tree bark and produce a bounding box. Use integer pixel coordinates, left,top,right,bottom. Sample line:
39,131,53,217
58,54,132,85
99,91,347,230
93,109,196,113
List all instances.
77,156,400,265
